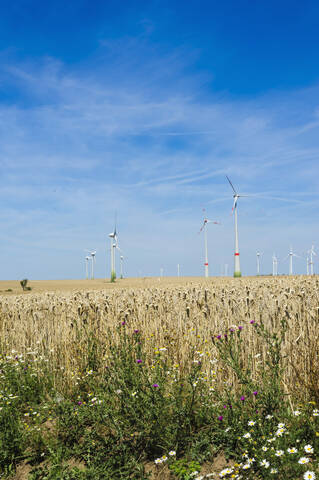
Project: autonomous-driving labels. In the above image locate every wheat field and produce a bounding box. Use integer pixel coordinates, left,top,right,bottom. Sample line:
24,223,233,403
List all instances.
0,276,318,399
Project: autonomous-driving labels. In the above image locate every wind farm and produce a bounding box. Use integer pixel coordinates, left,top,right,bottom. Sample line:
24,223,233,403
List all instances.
2,1,319,479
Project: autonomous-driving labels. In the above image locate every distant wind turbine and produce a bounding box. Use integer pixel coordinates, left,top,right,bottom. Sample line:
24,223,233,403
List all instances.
226,176,248,278
256,251,263,276
284,246,301,276
199,210,220,277
85,255,90,280
272,253,278,276
85,250,97,279
308,245,317,275
108,220,117,282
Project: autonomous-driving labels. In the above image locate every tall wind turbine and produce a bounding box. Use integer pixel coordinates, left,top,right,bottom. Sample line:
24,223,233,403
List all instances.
284,246,300,276
272,253,278,276
85,255,90,280
85,250,96,279
120,255,125,279
91,251,96,279
226,176,247,278
108,223,117,282
308,245,317,275
256,251,263,276
199,212,220,277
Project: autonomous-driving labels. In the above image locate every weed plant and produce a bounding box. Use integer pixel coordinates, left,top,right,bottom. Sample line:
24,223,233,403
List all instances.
0,316,319,479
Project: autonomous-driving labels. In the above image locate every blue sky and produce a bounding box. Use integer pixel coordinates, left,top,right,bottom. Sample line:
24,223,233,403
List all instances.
1,0,319,279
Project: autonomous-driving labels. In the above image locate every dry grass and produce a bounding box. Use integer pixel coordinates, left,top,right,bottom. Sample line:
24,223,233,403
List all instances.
1,276,318,399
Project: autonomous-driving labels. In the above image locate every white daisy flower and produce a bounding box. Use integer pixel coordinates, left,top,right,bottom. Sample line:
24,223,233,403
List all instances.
275,428,285,436
248,420,256,426
243,432,251,439
293,410,301,416
265,414,273,419
169,450,176,456
275,450,284,456
298,457,310,464
242,464,250,470
271,468,278,474
154,458,162,464
277,423,285,428
260,459,270,468
304,472,316,480
287,447,298,454
262,446,268,451
313,409,319,416
304,445,314,454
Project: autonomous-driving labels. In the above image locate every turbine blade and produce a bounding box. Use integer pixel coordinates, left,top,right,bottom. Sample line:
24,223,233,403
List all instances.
226,175,237,194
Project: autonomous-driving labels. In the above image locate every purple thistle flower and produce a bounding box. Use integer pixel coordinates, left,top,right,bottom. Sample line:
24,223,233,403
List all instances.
152,383,159,388
224,334,228,339
134,329,139,333
217,335,222,340
136,359,142,364
240,396,245,402
78,401,82,405
218,415,223,421
253,391,258,396
238,325,243,330
121,321,126,326
250,320,255,324
223,405,227,409
229,328,235,333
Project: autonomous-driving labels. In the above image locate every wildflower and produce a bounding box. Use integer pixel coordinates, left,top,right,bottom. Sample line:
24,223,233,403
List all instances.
304,445,314,454
169,451,176,456
304,472,316,480
248,420,256,426
216,335,222,340
298,457,310,464
136,359,142,364
293,410,301,416
270,468,278,474
238,325,243,330
154,458,162,464
313,409,319,416
262,446,268,451
265,414,273,419
277,423,285,428
243,433,251,439
275,428,285,436
253,391,258,396
275,450,284,456
121,321,126,326
134,329,139,333
240,396,245,402
152,383,159,388
260,459,270,468
250,320,256,324
287,447,298,454
242,464,250,470
218,415,223,421
161,455,168,462
219,467,233,477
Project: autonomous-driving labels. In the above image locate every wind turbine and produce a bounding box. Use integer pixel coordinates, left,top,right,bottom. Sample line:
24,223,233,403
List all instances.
308,245,317,275
284,246,300,276
226,176,247,278
120,254,125,279
272,253,278,276
108,221,118,282
256,251,263,276
85,250,96,279
85,255,90,280
177,264,180,277
199,211,220,278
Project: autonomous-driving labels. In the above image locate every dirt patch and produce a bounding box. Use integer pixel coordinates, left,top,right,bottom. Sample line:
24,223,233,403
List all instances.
10,461,32,480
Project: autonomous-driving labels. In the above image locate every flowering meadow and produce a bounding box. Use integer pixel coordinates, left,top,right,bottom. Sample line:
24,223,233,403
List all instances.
0,276,319,479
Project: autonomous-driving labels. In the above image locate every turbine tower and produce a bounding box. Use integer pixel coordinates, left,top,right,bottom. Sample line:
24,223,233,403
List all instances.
199,211,220,277
120,255,124,279
91,251,96,279
284,246,300,276
85,255,90,280
308,245,317,275
108,222,117,282
226,176,247,278
272,253,278,276
256,251,263,276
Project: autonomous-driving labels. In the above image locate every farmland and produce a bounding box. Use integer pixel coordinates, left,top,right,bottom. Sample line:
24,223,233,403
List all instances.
1,276,319,479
